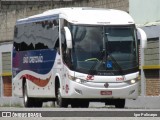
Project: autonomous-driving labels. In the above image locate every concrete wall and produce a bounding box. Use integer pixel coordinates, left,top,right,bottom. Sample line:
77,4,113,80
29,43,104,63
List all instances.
144,38,160,96
144,39,159,65
140,25,160,96
0,0,129,42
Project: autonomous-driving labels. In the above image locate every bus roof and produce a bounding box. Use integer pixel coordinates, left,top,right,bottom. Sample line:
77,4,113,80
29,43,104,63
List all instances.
17,7,135,25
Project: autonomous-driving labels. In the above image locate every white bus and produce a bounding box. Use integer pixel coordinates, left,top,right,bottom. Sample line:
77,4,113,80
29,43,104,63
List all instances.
12,7,147,108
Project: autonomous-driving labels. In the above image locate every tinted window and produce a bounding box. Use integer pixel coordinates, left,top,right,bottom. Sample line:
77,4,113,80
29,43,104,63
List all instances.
14,19,59,51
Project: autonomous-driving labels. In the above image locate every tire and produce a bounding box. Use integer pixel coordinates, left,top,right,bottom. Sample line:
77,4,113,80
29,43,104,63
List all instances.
34,100,43,107
56,88,68,108
71,100,89,108
80,101,89,108
23,82,43,107
23,82,34,107
115,99,125,108
71,102,79,108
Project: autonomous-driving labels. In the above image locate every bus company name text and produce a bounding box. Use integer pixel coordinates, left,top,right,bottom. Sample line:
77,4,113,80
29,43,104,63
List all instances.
2,112,42,118
23,55,43,64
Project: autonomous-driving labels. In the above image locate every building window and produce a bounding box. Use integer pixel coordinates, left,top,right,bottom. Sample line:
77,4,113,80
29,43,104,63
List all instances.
2,52,12,97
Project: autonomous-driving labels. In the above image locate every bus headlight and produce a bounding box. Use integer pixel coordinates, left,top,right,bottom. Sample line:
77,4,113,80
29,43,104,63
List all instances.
75,79,81,83
68,74,87,84
130,79,136,84
129,79,138,85
75,78,87,84
125,78,138,85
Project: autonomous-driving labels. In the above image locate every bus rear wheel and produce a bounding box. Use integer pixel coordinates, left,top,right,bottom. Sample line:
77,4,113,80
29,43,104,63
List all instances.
23,82,34,107
33,99,43,107
23,82,43,107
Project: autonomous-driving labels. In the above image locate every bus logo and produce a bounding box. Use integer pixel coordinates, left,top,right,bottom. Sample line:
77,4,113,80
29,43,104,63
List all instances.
86,75,94,80
104,82,109,88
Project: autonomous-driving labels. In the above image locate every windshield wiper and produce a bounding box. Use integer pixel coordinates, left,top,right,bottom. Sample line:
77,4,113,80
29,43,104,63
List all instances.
88,50,105,75
88,27,106,75
88,27,124,76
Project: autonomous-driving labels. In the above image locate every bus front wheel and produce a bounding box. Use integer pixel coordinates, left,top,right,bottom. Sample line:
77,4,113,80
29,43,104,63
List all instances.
56,88,68,108
115,99,125,108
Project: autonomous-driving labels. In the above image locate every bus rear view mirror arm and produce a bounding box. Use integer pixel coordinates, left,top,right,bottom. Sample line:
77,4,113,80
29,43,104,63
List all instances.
137,28,147,48
64,26,72,49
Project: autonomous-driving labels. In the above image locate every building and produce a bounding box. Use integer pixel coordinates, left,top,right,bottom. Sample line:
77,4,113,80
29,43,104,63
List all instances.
129,0,160,96
0,42,12,97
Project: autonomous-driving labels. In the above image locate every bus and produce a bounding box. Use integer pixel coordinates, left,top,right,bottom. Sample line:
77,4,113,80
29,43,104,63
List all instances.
12,7,147,108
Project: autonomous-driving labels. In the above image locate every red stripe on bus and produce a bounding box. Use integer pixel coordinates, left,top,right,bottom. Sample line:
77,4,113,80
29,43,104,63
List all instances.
20,74,51,87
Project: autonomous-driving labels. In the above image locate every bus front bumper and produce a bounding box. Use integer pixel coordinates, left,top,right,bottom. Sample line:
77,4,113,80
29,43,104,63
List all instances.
62,80,140,99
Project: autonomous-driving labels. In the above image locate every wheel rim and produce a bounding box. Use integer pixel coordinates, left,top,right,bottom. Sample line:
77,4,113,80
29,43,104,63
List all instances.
56,87,68,107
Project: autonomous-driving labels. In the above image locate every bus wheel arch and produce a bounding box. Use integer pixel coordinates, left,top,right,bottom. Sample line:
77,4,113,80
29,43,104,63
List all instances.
22,77,26,97
22,77,33,107
22,77,30,107
22,77,42,107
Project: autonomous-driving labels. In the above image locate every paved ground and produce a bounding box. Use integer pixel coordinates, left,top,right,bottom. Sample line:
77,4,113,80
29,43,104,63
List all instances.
126,96,160,109
0,97,160,119
1,96,160,109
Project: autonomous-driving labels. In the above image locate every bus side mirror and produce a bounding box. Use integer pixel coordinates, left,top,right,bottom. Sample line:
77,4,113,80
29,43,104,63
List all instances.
64,27,72,49
137,28,147,48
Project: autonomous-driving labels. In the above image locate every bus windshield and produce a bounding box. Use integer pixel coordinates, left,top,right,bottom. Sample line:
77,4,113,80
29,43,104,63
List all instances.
69,25,138,75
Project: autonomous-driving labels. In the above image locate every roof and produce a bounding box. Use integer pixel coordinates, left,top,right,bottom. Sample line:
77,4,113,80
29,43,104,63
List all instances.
17,7,135,25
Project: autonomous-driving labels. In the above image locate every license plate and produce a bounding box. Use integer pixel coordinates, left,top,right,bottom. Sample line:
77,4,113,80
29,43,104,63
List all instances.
100,91,112,95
